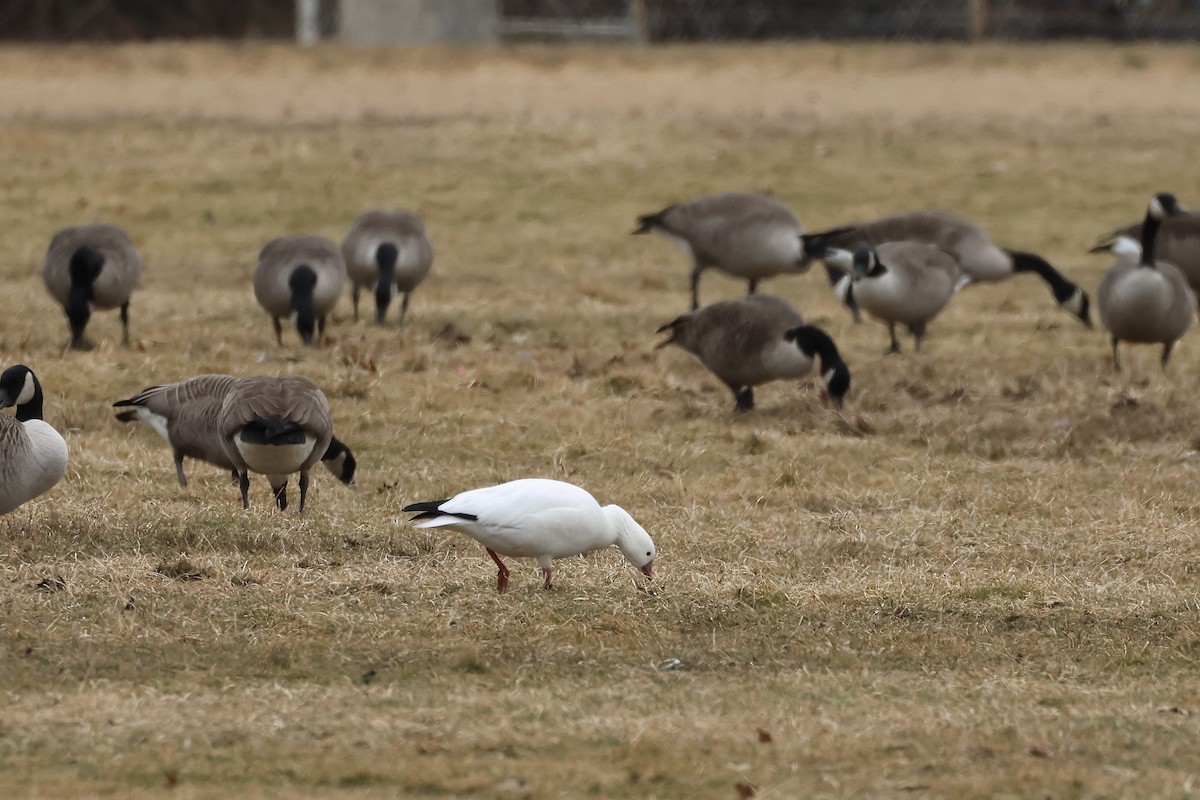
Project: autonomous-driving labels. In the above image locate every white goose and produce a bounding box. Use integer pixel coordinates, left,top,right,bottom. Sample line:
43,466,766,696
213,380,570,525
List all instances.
0,365,68,515
403,479,656,593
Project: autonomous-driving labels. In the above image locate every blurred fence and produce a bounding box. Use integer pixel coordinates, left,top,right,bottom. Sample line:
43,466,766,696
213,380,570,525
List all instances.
3,0,1200,41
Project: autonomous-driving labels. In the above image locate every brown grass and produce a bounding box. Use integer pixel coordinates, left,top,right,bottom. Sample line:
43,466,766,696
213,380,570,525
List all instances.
2,41,1200,798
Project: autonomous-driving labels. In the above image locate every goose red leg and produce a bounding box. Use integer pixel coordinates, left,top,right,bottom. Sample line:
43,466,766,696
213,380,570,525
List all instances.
486,548,510,593
542,567,553,591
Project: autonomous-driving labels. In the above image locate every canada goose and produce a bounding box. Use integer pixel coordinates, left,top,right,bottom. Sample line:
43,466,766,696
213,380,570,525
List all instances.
254,236,346,347
1097,193,1193,369
42,223,142,350
342,210,434,325
1090,211,1200,299
803,211,1092,327
823,243,959,354
218,375,334,512
655,294,850,412
0,365,68,516
403,479,655,593
112,374,357,502
633,192,813,310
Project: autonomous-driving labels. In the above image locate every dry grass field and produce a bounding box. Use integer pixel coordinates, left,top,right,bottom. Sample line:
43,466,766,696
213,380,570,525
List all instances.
3,40,1200,798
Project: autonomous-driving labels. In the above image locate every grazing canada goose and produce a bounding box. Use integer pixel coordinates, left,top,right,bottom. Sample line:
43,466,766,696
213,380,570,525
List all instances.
1097,193,1193,369
41,223,142,350
655,294,850,413
633,191,813,310
824,243,959,354
218,375,333,512
0,365,68,516
112,374,357,500
1090,211,1200,299
342,210,434,325
803,210,1092,327
253,236,346,347
403,478,655,593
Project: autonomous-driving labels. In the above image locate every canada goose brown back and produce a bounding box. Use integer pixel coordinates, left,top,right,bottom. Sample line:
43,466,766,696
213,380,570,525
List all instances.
218,375,333,512
1097,194,1194,369
832,242,959,354
0,365,68,516
1091,213,1200,295
114,374,357,496
634,192,808,310
342,210,434,325
42,223,143,349
253,236,346,347
804,210,1091,327
656,294,850,412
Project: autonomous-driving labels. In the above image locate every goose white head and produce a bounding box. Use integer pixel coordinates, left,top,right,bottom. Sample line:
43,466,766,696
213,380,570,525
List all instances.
604,504,656,579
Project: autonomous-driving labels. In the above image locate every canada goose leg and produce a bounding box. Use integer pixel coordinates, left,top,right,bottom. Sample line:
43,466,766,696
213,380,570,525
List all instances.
298,471,310,513
1161,341,1175,369
272,317,284,347
1111,337,1121,371
542,566,554,591
274,482,288,511
689,265,702,311
747,278,759,295
909,322,927,352
238,471,251,509
398,292,411,327
173,450,188,488
119,302,131,346
734,386,755,413
486,548,510,593
352,285,361,322
229,468,239,484
886,323,901,355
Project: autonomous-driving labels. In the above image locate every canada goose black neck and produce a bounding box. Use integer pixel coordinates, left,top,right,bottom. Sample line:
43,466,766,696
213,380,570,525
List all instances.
289,265,318,346
1004,251,1074,300
321,435,358,486
785,326,850,407
0,365,43,422
374,243,398,325
66,247,105,348
1139,193,1181,268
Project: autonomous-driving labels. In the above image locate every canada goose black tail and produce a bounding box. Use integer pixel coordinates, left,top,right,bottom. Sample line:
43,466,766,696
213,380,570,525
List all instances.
654,314,689,349
238,416,307,446
633,206,675,235
802,226,859,258
402,499,477,522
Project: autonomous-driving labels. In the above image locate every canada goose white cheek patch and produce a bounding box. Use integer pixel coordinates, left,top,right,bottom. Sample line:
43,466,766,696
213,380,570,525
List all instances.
824,248,854,270
822,368,836,386
1061,291,1086,316
832,273,853,303
16,372,36,406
